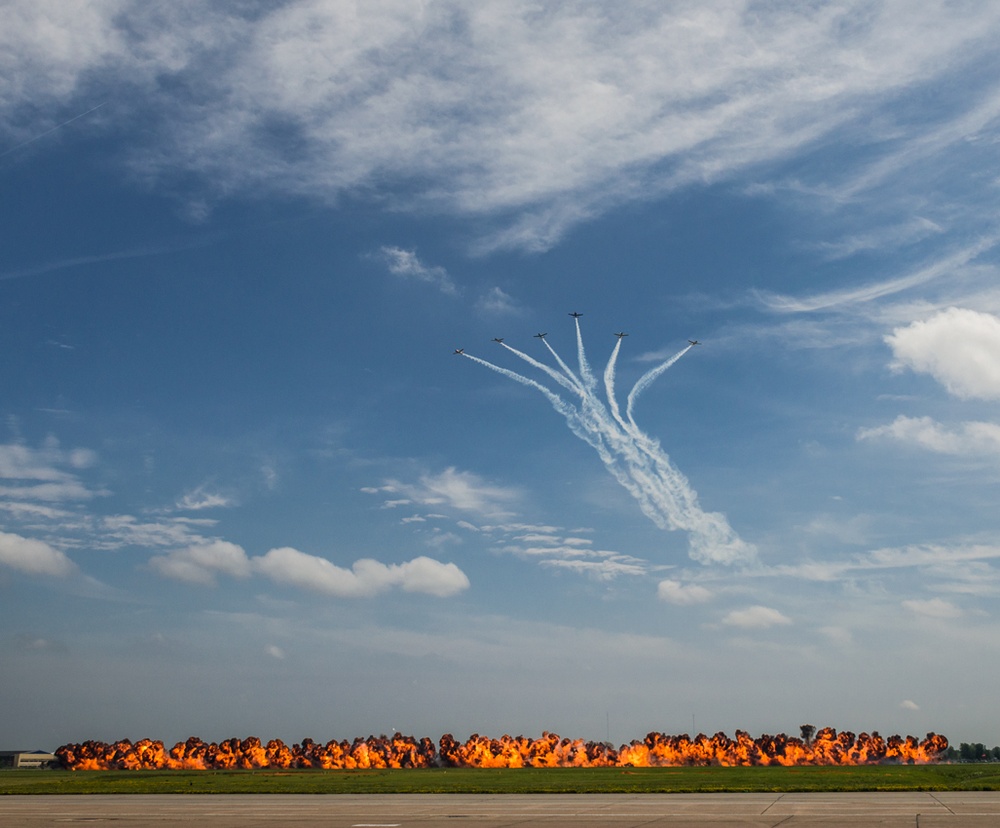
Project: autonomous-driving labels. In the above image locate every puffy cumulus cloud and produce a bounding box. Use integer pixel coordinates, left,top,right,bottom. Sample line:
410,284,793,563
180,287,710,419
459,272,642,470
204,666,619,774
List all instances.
149,540,252,586
253,547,469,598
0,530,76,577
721,605,792,629
902,597,961,619
375,246,457,296
886,308,1000,399
5,2,1000,250
657,578,712,605
859,415,1000,456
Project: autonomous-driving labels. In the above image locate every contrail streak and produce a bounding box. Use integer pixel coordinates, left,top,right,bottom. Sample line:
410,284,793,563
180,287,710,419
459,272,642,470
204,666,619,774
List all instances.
626,344,692,427
499,342,582,397
0,103,107,159
462,321,756,566
603,336,629,431
542,338,585,394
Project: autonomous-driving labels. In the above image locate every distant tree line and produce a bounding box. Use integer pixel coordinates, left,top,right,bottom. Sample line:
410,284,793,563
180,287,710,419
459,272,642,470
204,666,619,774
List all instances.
943,743,1000,762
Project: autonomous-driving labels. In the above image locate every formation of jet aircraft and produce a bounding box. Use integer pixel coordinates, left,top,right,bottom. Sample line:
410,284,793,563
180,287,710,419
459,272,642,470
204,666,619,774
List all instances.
454,313,701,353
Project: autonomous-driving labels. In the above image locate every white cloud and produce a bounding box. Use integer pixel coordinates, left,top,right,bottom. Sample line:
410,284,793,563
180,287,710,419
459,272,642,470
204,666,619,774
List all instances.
6,2,1000,249
253,547,469,598
377,467,519,518
721,605,792,629
0,1,124,126
859,415,1000,456
476,287,519,315
771,543,1000,589
902,597,961,619
375,246,457,295
756,238,1000,316
0,530,76,577
814,217,944,260
657,578,712,605
99,515,214,549
886,307,1000,399
175,486,234,511
0,481,96,501
146,537,469,598
265,645,285,660
148,540,252,586
541,558,647,580
0,440,103,502
900,699,920,711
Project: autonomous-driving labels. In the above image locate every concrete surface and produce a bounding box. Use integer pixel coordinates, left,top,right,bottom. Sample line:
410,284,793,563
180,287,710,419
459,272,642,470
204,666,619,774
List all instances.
2,792,1000,826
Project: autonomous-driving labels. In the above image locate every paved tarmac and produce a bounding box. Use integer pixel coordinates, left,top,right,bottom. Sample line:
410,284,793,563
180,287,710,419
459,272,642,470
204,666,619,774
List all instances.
2,792,1000,826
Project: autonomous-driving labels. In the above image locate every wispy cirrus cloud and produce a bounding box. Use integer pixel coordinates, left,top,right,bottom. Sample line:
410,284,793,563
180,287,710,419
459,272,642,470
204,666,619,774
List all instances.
374,246,458,295
0,440,105,504
366,467,520,519
6,2,1000,250
175,485,235,511
859,415,1000,457
902,597,962,619
475,287,520,316
721,605,792,629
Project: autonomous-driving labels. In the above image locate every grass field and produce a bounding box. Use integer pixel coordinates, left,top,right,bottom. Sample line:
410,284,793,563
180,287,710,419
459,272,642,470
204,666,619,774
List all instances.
2,765,1000,795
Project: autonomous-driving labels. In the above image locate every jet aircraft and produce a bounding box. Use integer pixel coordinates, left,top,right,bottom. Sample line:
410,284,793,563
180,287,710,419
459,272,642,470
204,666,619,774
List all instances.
569,311,582,318
534,332,548,339
688,339,701,345
453,348,465,354
492,338,504,343
614,332,628,339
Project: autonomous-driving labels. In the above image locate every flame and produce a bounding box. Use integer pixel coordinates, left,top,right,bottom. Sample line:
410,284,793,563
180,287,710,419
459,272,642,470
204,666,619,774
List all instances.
55,728,948,770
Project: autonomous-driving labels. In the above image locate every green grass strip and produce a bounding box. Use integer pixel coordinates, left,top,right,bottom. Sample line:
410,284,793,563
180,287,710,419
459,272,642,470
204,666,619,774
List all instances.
3,765,1000,795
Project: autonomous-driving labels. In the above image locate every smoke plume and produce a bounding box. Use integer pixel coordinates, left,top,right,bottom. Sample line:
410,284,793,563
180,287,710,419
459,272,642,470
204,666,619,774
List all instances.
462,318,756,566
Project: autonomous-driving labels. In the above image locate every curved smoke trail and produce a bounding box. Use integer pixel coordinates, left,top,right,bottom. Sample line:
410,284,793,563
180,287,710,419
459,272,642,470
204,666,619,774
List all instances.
626,345,691,427
461,322,756,566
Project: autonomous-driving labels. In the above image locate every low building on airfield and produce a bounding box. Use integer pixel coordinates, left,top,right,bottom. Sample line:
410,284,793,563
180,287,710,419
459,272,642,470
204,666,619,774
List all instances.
0,750,58,769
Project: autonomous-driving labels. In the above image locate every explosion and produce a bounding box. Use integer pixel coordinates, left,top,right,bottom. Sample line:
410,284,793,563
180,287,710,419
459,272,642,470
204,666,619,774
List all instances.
56,728,948,770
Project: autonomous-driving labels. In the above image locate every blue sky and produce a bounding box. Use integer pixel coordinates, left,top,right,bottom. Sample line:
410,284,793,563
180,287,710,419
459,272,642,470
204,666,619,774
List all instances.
4,1,1000,750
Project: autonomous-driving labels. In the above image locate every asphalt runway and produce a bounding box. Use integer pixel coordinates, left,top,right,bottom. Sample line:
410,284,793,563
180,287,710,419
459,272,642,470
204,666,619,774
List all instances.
3,792,1000,826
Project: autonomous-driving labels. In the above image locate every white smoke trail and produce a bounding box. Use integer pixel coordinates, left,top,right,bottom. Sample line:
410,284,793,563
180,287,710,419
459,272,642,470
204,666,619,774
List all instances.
626,345,692,427
462,323,756,567
574,317,598,394
603,337,629,431
542,338,585,394
462,353,573,416
498,343,582,397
